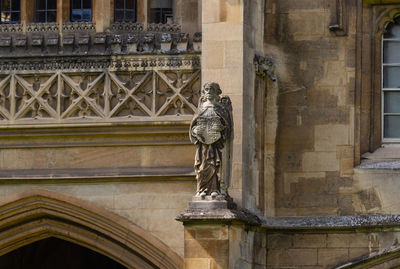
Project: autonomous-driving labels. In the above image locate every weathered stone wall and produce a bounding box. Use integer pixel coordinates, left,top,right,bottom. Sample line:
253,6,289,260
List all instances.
266,229,400,268
265,0,358,216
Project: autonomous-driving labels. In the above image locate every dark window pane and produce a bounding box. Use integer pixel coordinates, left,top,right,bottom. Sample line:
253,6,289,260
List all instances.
115,0,123,9
150,9,160,23
47,10,56,22
150,8,172,24
48,0,56,9
2,0,10,10
82,0,90,9
126,0,134,9
71,0,80,9
126,10,134,21
36,11,45,22
11,0,19,11
36,0,45,9
10,11,19,21
114,10,123,21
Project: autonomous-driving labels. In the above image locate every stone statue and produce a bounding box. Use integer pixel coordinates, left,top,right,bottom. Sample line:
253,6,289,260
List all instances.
190,82,232,198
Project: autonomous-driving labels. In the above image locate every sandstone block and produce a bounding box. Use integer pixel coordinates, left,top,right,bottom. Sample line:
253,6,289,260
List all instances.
267,249,318,266
302,151,340,172
317,248,349,266
185,258,210,269
327,233,370,248
314,124,349,151
293,234,326,248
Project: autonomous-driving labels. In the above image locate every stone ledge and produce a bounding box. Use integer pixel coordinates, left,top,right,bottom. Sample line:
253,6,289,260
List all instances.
262,215,400,230
0,166,195,182
357,161,400,170
359,145,400,169
176,207,261,226
364,0,400,5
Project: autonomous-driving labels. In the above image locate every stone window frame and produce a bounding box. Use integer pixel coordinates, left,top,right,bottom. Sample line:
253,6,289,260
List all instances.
381,14,400,141
357,3,400,159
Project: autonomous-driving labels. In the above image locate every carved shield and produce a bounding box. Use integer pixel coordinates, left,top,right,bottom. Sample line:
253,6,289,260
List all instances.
194,116,223,145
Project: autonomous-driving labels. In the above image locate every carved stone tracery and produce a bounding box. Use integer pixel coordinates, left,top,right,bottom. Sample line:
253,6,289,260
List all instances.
0,57,200,125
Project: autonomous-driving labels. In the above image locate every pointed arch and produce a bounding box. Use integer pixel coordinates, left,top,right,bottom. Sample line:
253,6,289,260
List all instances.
0,189,183,269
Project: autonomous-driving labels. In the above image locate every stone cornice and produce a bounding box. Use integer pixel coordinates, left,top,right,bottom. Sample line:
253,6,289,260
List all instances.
0,166,195,182
262,215,400,230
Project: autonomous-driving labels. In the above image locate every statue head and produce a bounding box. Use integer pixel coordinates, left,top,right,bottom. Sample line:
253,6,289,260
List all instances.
202,82,222,102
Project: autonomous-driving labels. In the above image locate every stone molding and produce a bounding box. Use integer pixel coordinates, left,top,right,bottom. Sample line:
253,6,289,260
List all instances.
0,55,200,71
0,190,183,269
0,166,195,182
0,123,191,147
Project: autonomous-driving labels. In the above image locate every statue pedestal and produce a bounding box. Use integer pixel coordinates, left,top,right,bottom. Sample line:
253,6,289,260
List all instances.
188,195,236,210
176,196,261,269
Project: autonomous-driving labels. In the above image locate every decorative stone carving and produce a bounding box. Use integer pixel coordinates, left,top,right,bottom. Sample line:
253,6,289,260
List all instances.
62,22,96,32
0,55,200,71
0,24,22,33
0,65,200,125
147,23,181,33
111,22,144,32
27,23,59,32
193,32,202,51
0,31,201,56
190,82,232,198
254,54,276,81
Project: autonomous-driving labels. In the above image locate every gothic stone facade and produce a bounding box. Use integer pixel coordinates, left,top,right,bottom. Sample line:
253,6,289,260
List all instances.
4,0,400,269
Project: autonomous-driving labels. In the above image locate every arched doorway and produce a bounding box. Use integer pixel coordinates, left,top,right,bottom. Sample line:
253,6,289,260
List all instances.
0,237,126,269
0,190,183,269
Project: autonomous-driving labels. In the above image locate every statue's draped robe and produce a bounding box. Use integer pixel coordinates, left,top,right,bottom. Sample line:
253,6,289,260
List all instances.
190,101,231,195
